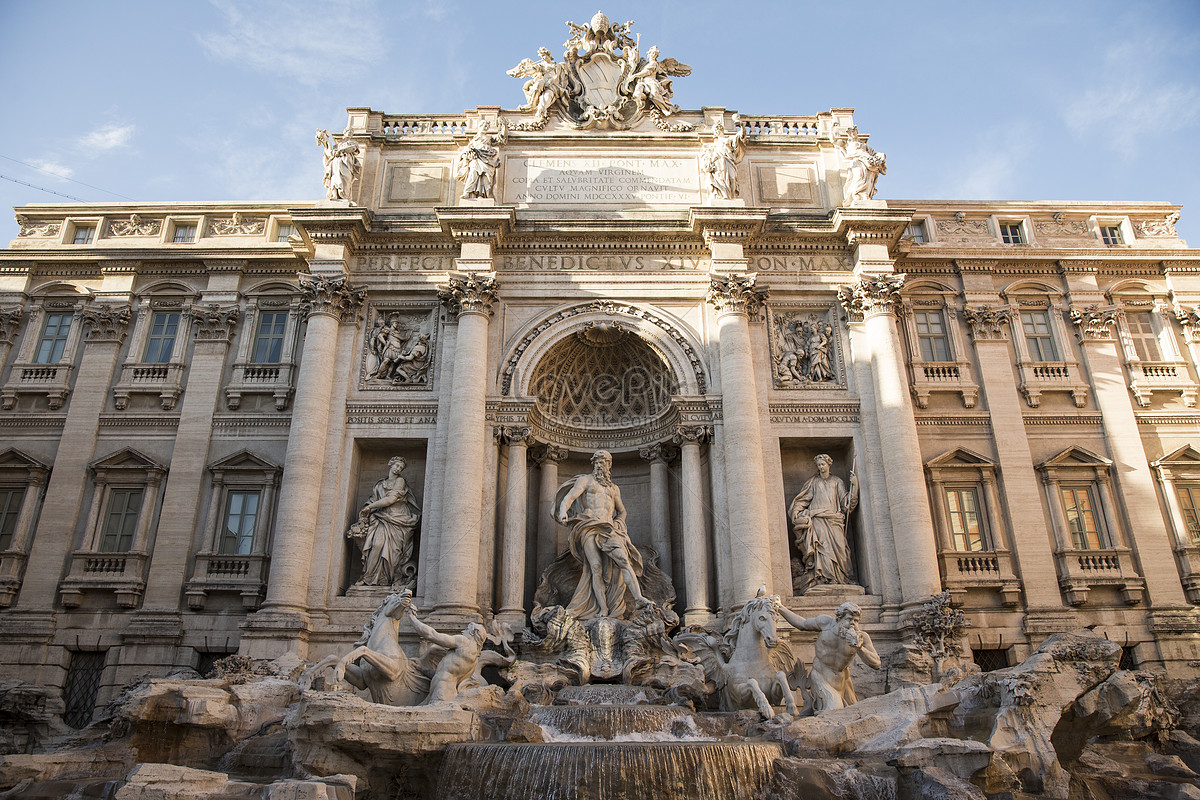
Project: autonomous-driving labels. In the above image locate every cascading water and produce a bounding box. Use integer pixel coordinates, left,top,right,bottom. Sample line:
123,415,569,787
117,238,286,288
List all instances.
436,693,783,800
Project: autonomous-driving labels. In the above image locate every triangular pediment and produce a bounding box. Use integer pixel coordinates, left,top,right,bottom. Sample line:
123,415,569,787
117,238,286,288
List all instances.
926,447,995,469
1039,446,1112,469
208,449,280,473
1153,445,1200,467
0,448,49,472
89,447,165,472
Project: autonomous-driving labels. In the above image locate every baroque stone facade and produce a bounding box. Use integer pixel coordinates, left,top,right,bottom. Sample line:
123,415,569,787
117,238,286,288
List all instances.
1,17,1199,731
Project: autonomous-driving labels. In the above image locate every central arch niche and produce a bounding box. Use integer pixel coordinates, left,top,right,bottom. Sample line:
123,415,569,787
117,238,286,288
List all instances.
530,322,678,432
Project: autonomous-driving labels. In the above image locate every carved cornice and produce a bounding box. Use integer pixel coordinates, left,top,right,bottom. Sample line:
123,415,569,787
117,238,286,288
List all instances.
436,207,515,245
837,274,905,321
289,207,371,249
438,272,499,318
191,304,241,343
298,273,366,323
689,208,768,246
0,307,23,345
673,424,713,445
81,304,132,343
1069,304,1123,341
707,273,768,318
638,442,677,464
1059,260,1102,274
961,305,1011,341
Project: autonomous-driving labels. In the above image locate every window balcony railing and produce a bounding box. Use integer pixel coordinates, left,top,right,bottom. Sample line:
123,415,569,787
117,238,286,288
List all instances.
225,361,295,411
58,550,149,609
1053,546,1143,606
1127,360,1198,408
1,361,75,410
937,549,1021,607
184,551,270,610
113,362,186,411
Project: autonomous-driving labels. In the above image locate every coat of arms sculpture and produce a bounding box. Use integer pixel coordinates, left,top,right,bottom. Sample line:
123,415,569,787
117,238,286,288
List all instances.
507,11,693,131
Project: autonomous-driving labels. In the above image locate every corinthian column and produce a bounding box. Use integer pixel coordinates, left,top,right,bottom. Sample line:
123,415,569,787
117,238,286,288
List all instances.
675,424,713,624
533,444,569,578
496,425,531,626
707,273,775,601
434,272,499,622
838,275,941,602
639,442,676,577
260,274,365,618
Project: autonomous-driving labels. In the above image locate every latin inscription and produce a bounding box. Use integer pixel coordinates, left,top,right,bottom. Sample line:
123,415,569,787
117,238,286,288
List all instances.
505,157,700,204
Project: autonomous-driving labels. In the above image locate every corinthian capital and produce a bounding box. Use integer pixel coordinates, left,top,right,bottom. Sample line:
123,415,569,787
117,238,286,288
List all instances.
298,273,366,323
1175,305,1200,344
673,424,713,445
1069,304,1123,341
706,273,768,318
191,304,241,343
837,274,905,321
438,272,499,318
961,305,1011,341
82,303,133,343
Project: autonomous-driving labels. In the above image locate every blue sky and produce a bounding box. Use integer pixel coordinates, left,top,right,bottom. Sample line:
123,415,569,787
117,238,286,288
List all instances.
1,0,1198,244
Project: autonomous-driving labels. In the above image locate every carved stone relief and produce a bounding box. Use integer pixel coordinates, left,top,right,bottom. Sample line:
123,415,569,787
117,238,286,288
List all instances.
934,211,989,238
207,213,265,236
1034,213,1086,237
15,216,60,238
767,306,845,389
1135,211,1181,238
360,306,436,390
108,214,161,237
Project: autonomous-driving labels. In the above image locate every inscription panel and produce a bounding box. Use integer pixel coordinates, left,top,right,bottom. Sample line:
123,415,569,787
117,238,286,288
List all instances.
504,156,700,205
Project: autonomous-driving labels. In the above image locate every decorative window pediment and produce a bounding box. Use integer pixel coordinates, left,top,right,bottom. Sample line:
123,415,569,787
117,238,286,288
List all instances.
925,447,994,470
1039,446,1111,471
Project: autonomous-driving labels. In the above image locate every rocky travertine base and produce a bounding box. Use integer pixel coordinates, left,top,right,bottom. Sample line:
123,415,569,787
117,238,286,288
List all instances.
0,630,1197,799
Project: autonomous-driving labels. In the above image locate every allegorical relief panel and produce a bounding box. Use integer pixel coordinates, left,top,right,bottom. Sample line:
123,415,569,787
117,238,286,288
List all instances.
767,305,845,390
360,306,437,390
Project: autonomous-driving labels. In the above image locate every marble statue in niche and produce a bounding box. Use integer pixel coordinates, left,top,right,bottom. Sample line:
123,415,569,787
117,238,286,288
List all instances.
778,600,881,714
316,127,362,203
770,309,840,387
346,457,421,589
555,450,655,619
789,453,859,593
456,121,508,199
834,125,886,206
364,309,432,387
701,115,747,201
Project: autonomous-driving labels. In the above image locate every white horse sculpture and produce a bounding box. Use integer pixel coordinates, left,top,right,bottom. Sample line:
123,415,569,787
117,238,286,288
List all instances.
324,590,432,705
677,589,802,717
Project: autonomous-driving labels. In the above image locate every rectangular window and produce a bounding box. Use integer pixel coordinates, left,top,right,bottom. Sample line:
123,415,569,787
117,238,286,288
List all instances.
172,223,197,243
71,225,95,245
945,487,986,551
142,311,180,363
1021,309,1059,361
274,223,295,243
1126,311,1161,361
1178,485,1200,544
914,309,951,361
1000,223,1025,244
34,312,73,364
1061,486,1105,549
905,221,927,243
100,488,143,553
219,490,260,555
63,650,106,729
252,311,287,364
973,648,1009,672
1101,226,1124,245
0,488,24,550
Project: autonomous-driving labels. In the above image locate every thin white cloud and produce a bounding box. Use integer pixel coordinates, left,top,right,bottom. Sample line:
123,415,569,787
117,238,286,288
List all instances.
198,0,386,87
79,123,135,153
27,159,75,180
945,123,1037,199
1063,33,1200,158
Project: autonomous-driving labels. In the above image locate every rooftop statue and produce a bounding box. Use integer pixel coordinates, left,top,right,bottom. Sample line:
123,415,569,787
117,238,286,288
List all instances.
315,127,362,203
456,121,508,200
701,115,747,201
508,11,691,131
835,125,887,206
